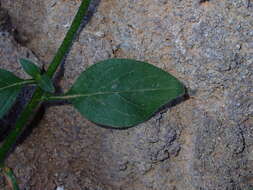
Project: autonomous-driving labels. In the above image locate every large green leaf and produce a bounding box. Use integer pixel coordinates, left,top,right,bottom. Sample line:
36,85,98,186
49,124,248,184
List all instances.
67,58,185,127
0,69,26,118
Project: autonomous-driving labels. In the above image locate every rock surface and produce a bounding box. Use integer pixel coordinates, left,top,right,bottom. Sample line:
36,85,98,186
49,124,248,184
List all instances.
0,0,252,189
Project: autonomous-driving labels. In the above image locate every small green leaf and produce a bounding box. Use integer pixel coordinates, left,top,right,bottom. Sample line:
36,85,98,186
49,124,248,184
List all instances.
0,69,25,118
37,74,55,93
19,58,41,78
19,58,55,93
66,58,185,127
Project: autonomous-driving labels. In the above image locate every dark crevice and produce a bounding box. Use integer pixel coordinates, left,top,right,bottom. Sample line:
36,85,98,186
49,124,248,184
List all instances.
0,86,35,142
199,0,210,4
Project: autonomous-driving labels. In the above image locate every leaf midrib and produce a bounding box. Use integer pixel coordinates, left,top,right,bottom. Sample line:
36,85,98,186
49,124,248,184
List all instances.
49,87,182,100
0,80,35,92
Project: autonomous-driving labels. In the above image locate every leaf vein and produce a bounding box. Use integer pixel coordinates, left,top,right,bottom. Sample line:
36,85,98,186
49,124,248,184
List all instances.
0,80,34,92
116,93,145,111
63,88,180,99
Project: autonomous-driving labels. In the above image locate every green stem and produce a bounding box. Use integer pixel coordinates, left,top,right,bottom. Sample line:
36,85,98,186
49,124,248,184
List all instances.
0,0,91,164
0,89,42,164
46,0,91,78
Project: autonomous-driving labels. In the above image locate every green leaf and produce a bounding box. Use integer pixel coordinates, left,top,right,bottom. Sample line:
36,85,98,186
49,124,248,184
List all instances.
19,58,41,78
0,69,25,118
66,58,185,128
19,58,55,93
37,74,55,93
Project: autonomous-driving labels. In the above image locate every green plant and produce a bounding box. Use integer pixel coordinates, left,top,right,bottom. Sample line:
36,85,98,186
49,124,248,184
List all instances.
0,0,185,188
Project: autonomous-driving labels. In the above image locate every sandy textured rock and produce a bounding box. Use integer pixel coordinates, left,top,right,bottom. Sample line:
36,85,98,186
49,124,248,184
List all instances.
0,0,253,189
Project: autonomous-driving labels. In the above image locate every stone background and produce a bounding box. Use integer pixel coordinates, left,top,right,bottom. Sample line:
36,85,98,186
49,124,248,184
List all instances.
0,0,252,189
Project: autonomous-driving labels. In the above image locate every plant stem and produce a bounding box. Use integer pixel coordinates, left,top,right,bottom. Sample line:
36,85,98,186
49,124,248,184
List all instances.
0,0,91,164
0,90,43,164
46,0,91,78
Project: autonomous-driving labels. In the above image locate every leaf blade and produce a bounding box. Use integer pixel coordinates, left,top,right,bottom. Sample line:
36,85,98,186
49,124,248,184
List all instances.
67,59,185,127
19,58,41,78
0,69,25,118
